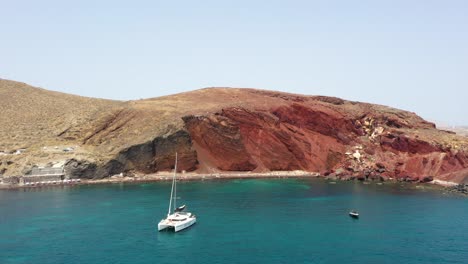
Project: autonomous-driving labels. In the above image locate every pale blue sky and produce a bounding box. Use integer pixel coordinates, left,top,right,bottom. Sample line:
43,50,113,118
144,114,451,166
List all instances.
1,0,467,125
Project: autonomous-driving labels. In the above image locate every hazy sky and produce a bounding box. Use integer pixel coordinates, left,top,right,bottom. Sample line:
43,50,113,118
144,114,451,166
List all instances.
1,0,467,125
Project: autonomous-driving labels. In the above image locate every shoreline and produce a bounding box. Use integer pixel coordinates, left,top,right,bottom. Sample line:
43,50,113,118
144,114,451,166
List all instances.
0,171,320,190
85,171,320,185
0,171,312,189
1,171,465,196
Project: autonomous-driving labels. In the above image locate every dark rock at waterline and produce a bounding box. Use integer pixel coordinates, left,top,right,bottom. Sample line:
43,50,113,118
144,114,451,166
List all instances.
64,159,98,179
111,130,198,177
419,176,434,183
399,176,418,182
63,130,199,179
445,184,468,195
456,184,468,193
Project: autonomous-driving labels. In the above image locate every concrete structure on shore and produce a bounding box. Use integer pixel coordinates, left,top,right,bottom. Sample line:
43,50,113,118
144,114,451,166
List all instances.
23,167,65,183
0,166,67,187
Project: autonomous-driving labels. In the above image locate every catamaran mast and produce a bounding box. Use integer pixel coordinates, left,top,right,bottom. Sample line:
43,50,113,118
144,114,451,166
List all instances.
173,152,178,212
167,153,178,216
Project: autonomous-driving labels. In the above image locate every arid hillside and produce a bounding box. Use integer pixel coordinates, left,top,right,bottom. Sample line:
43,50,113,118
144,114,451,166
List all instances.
0,79,122,150
1,79,467,184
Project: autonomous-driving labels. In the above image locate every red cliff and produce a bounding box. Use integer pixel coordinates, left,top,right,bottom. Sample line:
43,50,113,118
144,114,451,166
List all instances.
180,90,467,183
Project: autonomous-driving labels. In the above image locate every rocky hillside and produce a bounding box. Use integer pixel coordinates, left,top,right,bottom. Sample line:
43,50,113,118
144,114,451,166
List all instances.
1,79,467,184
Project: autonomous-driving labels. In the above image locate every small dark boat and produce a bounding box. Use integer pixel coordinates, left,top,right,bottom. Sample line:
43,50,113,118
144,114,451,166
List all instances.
349,211,359,218
175,204,186,212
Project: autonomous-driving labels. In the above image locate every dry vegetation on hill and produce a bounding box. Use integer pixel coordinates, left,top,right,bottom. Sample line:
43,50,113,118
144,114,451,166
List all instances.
0,79,122,151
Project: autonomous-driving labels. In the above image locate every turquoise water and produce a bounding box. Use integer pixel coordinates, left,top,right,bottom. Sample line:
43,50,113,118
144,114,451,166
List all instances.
1,179,467,264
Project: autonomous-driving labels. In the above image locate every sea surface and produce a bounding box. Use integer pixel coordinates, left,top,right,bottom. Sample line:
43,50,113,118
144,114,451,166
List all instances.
1,179,467,264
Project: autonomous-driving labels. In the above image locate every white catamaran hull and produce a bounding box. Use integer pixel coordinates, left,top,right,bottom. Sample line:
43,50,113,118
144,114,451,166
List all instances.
158,217,196,232
158,153,197,233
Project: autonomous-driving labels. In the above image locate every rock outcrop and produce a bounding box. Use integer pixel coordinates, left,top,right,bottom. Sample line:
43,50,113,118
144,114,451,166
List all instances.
1,79,467,184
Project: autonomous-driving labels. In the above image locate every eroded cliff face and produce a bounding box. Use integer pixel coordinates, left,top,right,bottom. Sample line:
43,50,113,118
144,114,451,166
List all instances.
1,80,467,184
180,101,468,184
184,107,348,173
65,130,198,179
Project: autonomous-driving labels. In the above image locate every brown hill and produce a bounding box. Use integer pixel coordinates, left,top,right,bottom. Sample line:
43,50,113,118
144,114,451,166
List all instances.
1,79,467,184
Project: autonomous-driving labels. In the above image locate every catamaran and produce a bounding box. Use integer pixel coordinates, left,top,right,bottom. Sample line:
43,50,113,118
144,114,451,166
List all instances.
158,153,196,232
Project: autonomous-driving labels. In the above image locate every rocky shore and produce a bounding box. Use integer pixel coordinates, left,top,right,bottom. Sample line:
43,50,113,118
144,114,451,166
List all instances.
444,184,468,196
2,170,467,196
0,171,317,189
